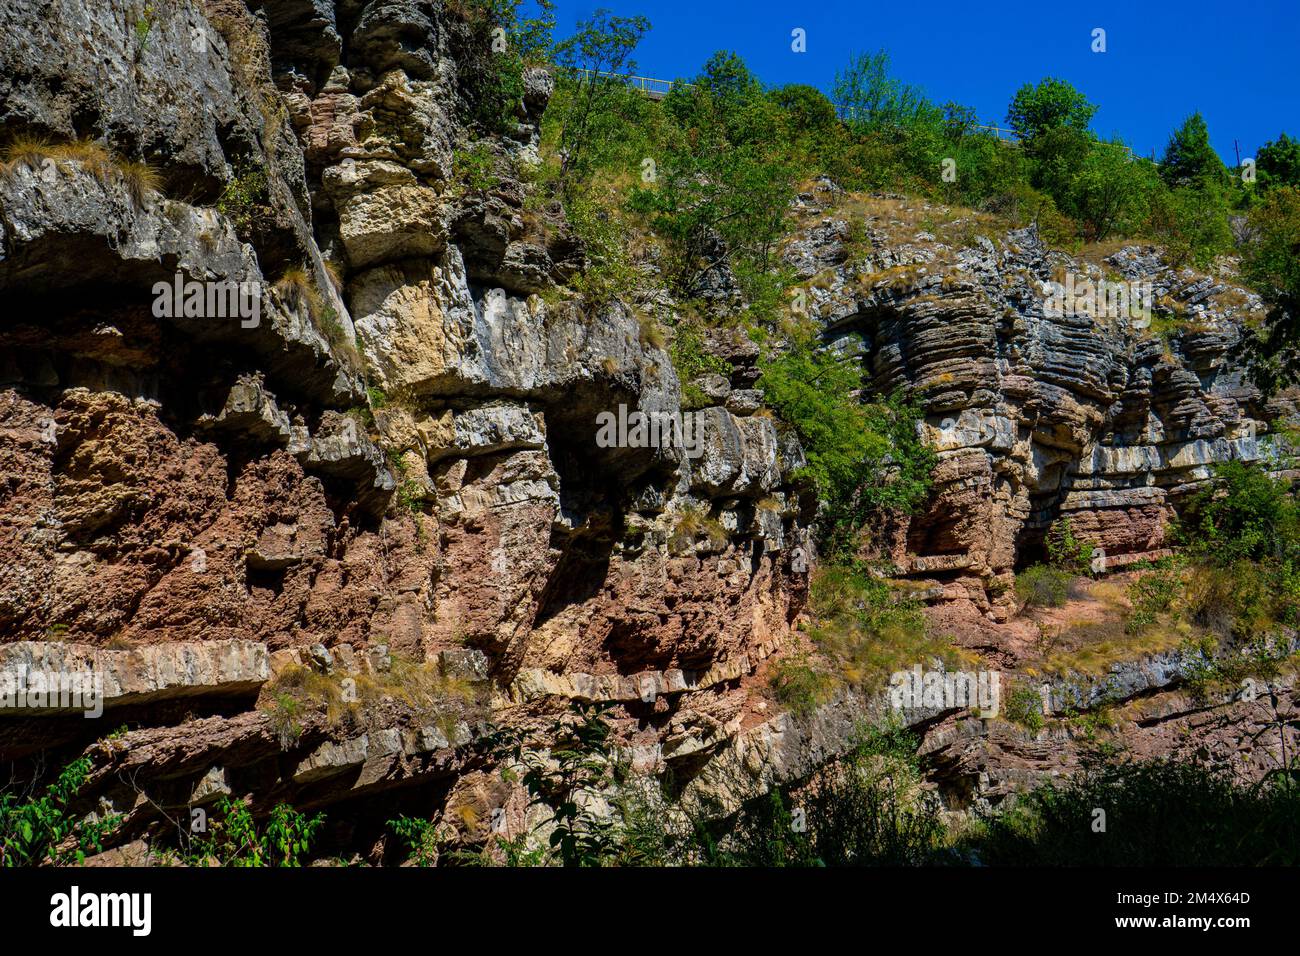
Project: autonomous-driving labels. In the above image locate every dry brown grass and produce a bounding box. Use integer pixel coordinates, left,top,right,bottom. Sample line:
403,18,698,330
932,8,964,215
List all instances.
0,132,56,174
116,158,162,206
274,266,324,318
263,654,481,737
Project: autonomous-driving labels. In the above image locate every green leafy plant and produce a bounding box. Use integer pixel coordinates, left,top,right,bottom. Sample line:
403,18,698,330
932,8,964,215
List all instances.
1003,685,1046,733
185,796,324,867
0,756,119,866
494,702,621,867
388,815,441,866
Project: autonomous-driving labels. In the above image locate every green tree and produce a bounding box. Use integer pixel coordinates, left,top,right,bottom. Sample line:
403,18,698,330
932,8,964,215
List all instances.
1238,186,1300,390
1257,132,1300,190
1160,112,1227,187
833,50,935,134
1005,77,1097,142
1180,461,1300,564
456,0,556,133
1067,143,1160,241
769,83,839,132
757,335,934,554
551,8,651,188
1150,177,1234,267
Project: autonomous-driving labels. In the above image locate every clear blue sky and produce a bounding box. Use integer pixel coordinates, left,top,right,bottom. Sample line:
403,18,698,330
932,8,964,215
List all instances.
530,0,1298,163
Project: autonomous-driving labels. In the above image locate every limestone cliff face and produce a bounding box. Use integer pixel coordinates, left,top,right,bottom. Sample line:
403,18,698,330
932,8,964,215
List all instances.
785,182,1298,614
0,2,1294,855
0,0,810,845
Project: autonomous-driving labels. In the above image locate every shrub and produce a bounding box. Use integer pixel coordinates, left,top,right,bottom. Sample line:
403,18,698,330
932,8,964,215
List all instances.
1014,564,1072,608
0,756,119,866
388,815,441,866
1178,461,1300,564
706,722,947,866
968,757,1300,865
491,702,621,867
185,796,324,867
1044,517,1095,574
769,656,834,715
758,336,933,555
1002,685,1045,732
1238,186,1300,392
1125,566,1182,634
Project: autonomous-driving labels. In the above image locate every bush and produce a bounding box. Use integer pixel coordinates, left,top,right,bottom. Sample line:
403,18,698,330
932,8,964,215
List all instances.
968,757,1300,865
1124,566,1182,634
185,796,324,867
758,336,933,555
1003,685,1045,732
687,722,948,867
0,756,119,866
1044,517,1095,574
769,656,834,715
1178,461,1300,564
1014,564,1072,608
1238,186,1300,392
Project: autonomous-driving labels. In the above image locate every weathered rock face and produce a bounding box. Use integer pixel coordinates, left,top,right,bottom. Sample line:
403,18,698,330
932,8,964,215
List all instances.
784,181,1299,611
1,2,1293,859
0,0,811,849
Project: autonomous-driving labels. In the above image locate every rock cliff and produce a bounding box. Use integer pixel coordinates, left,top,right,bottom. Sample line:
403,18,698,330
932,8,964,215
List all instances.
0,0,1295,859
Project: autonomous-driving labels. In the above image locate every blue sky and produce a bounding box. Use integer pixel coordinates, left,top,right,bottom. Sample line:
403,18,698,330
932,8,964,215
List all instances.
530,0,1298,164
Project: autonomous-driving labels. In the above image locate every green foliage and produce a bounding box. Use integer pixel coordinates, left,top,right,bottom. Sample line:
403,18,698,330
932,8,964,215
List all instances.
833,50,934,134
1160,112,1228,188
0,756,119,866
495,702,621,866
1014,564,1072,608
1125,566,1181,634
1003,685,1045,733
670,320,731,408
454,0,556,133
1149,176,1234,267
803,562,953,693
1179,461,1300,564
388,815,441,866
1238,186,1300,392
185,796,324,867
757,336,933,554
669,721,946,867
630,74,797,291
767,83,838,132
769,656,834,715
968,757,1300,865
1044,517,1095,574
1257,132,1300,191
550,8,650,189
452,143,499,194
216,164,268,234
1063,143,1161,241
1005,77,1098,142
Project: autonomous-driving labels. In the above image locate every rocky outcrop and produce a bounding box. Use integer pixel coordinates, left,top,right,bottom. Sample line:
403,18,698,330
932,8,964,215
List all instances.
785,181,1298,611
0,0,811,852
2,1,1294,861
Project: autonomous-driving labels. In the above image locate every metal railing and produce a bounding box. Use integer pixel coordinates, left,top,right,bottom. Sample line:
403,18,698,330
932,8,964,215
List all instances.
571,68,687,98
